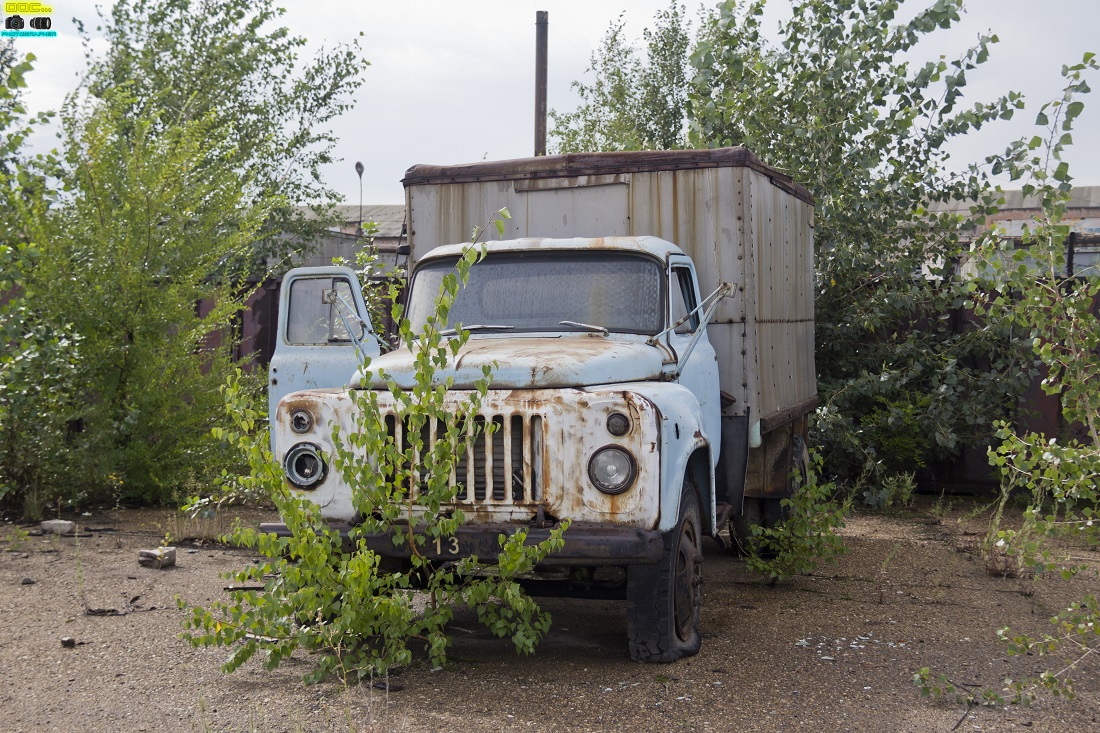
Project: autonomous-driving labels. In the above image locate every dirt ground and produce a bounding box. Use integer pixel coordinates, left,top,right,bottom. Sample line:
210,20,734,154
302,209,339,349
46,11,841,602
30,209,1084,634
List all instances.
1,498,1097,733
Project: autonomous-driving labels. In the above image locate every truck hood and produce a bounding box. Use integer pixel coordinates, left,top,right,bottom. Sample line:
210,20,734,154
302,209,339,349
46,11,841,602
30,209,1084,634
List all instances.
354,336,669,389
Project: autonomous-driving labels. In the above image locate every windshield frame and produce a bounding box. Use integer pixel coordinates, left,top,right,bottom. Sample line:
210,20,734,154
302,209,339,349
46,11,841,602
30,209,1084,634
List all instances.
406,249,668,336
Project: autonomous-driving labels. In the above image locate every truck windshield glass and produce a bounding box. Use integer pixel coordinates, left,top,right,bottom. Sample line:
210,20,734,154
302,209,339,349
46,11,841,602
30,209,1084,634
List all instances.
407,252,663,335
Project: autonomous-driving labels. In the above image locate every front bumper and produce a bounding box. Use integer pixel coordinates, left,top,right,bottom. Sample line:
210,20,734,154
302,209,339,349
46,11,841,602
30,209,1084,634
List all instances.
258,520,664,566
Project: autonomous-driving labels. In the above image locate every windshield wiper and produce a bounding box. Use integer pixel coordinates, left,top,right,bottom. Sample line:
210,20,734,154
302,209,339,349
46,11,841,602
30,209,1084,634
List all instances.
439,324,515,337
559,320,609,336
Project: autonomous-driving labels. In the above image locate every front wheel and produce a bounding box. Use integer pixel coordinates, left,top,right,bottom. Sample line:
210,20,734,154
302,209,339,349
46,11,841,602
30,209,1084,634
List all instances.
626,479,703,663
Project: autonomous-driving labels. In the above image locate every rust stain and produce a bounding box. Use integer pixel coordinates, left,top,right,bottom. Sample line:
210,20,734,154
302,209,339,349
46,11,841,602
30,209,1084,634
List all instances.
604,489,628,516
276,387,659,527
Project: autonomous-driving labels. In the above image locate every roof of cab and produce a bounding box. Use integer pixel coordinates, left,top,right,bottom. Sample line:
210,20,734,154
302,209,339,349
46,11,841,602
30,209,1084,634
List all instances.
418,236,687,263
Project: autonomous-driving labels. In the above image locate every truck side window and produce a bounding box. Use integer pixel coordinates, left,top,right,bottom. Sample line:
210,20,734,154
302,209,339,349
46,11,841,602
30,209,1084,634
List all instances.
286,277,356,344
671,267,700,334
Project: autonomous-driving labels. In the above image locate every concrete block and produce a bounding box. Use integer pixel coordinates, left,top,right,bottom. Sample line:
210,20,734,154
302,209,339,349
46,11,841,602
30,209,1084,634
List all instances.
138,546,177,569
41,520,75,535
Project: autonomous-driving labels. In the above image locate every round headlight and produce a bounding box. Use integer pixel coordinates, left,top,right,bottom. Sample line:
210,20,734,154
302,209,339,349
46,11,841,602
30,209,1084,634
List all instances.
606,412,631,436
588,446,637,494
290,409,314,434
284,442,326,490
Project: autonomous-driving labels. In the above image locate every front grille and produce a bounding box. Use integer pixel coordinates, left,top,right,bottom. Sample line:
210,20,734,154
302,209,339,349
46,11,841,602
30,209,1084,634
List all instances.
383,411,543,506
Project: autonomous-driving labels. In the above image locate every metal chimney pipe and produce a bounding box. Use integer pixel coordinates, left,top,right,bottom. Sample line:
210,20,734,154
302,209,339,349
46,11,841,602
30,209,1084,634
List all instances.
535,11,548,156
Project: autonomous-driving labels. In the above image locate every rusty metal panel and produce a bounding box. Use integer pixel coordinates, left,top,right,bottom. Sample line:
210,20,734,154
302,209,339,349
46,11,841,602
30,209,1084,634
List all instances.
756,321,816,419
407,179,520,261
744,168,817,425
259,519,664,565
513,173,629,191
741,165,765,421
523,183,630,239
629,165,751,412
402,148,814,205
276,388,662,527
743,415,810,498
407,178,631,261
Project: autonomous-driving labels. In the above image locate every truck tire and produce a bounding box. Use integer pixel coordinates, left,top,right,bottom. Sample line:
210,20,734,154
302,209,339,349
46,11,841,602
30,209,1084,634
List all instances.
729,433,809,556
626,480,703,663
729,496,781,556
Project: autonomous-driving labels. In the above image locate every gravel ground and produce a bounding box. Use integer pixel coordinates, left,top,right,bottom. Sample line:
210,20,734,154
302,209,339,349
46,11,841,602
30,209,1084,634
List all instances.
1,499,1097,733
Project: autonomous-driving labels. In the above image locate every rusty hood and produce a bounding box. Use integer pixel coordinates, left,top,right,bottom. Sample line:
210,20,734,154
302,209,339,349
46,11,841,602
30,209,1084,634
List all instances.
354,336,667,389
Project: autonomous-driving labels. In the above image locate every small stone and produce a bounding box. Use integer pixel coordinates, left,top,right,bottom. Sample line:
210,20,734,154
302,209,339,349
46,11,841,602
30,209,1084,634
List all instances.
20,577,35,585
42,519,76,535
138,546,177,569
60,637,76,648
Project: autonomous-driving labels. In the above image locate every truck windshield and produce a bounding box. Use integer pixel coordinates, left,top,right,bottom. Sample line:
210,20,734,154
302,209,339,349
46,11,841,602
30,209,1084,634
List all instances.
407,251,664,335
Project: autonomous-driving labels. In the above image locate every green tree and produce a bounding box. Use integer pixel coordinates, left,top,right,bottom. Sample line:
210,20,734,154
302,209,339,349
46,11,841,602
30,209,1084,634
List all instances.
0,46,85,517
549,2,692,153
693,0,1037,482
915,58,1098,710
974,55,1099,575
552,0,1034,484
16,85,275,505
79,0,367,268
1,1,369,510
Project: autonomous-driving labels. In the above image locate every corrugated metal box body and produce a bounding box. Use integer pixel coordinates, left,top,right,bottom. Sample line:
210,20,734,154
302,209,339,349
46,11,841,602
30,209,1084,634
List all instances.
402,148,816,427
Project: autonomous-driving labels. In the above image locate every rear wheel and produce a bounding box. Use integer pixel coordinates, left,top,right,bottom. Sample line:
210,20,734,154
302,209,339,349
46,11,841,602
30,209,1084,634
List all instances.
729,496,785,556
729,433,809,555
627,479,703,663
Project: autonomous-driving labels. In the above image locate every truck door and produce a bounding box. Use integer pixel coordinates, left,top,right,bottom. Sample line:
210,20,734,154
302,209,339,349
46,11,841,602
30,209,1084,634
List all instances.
667,257,721,450
268,266,379,446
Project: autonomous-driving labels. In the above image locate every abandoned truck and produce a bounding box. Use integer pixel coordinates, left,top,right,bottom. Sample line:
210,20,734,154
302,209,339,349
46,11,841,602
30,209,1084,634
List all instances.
265,147,817,662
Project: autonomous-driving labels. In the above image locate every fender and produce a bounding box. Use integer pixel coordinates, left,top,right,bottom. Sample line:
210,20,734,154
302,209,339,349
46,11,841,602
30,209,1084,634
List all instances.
592,382,716,534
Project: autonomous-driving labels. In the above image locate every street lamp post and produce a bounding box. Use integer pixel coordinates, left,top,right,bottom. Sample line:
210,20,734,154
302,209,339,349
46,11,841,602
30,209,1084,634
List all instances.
354,161,364,236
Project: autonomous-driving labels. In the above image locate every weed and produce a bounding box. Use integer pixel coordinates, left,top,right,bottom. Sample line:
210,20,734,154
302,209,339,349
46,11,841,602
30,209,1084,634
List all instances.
915,594,1100,709
2,523,30,552
862,472,916,510
880,542,902,574
746,452,850,583
929,491,953,521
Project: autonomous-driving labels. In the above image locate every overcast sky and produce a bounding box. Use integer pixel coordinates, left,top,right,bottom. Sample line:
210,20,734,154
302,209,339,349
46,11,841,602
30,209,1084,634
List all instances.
11,0,1100,205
